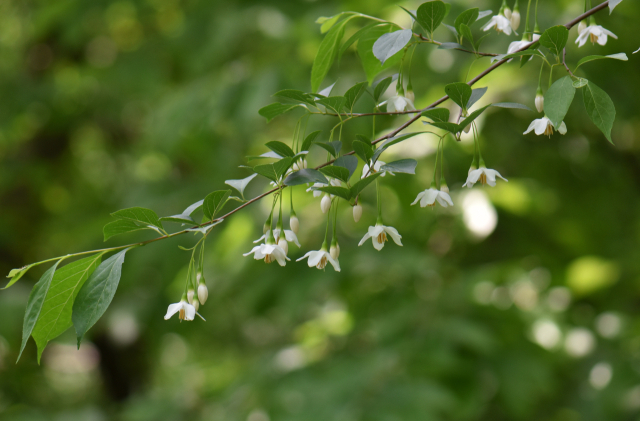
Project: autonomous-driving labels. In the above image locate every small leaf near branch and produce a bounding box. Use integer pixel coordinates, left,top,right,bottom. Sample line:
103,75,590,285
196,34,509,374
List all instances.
4,264,35,290
320,165,351,183
467,87,488,109
225,173,258,198
575,53,628,71
284,169,328,186
353,139,374,163
111,207,164,231
317,186,351,201
445,82,472,110
334,155,358,178
583,80,616,144
266,141,295,158
422,107,450,123
314,141,342,157
259,103,304,122
454,7,479,34
273,89,316,105
544,76,575,129
539,25,569,57
344,81,368,111
103,219,149,241
416,1,447,37
203,190,231,220
301,131,322,152
492,102,532,111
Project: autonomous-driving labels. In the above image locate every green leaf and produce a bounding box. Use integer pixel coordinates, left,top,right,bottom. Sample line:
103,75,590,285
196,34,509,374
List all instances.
344,81,368,111
358,25,403,85
438,42,464,50
301,131,322,152
575,53,628,71
445,82,472,110
573,78,589,88
317,186,351,201
159,215,195,225
353,139,374,163
492,102,532,111
609,0,623,14
186,220,223,235
539,25,569,57
273,89,315,105
111,207,163,231
316,96,346,113
103,219,149,241
498,49,545,61
284,169,328,186
421,107,450,122
316,13,354,33
454,8,479,34
459,104,491,128
225,173,258,197
373,76,393,101
380,159,417,174
458,23,474,45
467,87,488,108
427,121,462,134
17,260,62,362
266,141,295,158
373,29,413,64
203,190,231,220
253,157,293,182
416,1,447,37
311,17,353,92
583,80,616,144
320,166,350,183
334,155,358,178
399,6,418,22
544,76,575,129
4,264,35,289
339,22,380,57
314,141,342,157
258,103,303,123
31,254,102,362
72,248,130,347
350,172,382,197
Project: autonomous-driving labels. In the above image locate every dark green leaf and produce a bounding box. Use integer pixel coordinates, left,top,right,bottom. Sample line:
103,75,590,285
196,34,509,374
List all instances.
17,260,62,362
32,254,102,362
319,166,350,183
301,131,322,152
573,78,589,88
111,207,163,231
544,76,575,129
72,249,130,347
380,159,417,174
445,82,472,110
427,121,462,134
317,186,351,201
316,96,346,113
314,141,342,157
439,42,465,50
266,141,295,158
344,81,368,111
334,155,358,178
203,190,231,220
416,1,447,36
373,76,393,101
258,103,303,122
421,107,450,122
103,219,149,241
467,87,488,108
459,104,491,128
350,172,382,197
353,139,374,162
459,23,473,45
583,80,616,144
454,8,479,33
159,215,195,224
284,169,329,186
372,29,412,64
539,25,569,57
311,17,353,92
273,89,316,105
253,157,293,182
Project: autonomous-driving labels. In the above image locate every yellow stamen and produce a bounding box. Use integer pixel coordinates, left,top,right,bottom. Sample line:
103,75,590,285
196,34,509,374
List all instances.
179,308,185,320
264,254,273,264
316,255,327,269
544,122,554,137
377,232,388,243
479,173,487,184
590,33,597,44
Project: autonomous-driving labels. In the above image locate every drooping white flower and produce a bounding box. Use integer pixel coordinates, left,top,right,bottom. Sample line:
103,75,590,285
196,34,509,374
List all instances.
524,116,567,137
482,14,512,35
575,24,617,48
411,186,454,208
321,194,331,213
510,10,520,30
198,282,208,305
361,160,394,179
254,228,300,247
289,215,299,234
297,246,340,271
507,33,540,55
463,166,508,188
385,95,415,113
243,241,290,266
192,298,200,312
187,287,195,304
535,93,544,113
306,182,326,198
164,298,196,321
278,237,289,255
578,20,587,35
503,6,512,20
358,223,403,251
353,204,362,222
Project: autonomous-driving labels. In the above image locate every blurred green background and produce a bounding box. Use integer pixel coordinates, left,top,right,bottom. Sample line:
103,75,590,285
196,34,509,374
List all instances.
1,0,640,420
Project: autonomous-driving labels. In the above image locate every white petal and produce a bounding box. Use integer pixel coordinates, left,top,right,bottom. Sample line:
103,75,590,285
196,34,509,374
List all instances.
420,189,439,207
253,234,267,244
307,250,324,267
296,251,314,262
558,121,567,134
283,230,301,247
384,226,403,246
372,236,385,251
601,27,617,39
164,303,183,320
326,254,341,272
183,303,196,321
243,245,261,257
437,191,454,206
533,118,549,135
523,119,538,134
467,169,483,184
410,191,425,206
368,225,385,238
358,232,372,246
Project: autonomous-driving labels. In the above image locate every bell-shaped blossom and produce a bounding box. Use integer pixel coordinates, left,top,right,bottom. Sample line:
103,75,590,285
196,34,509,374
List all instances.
198,282,208,305
358,223,403,251
353,204,362,222
243,241,290,266
187,287,195,304
535,93,544,113
524,116,567,137
289,215,299,234
463,166,508,188
510,10,520,30
278,237,289,255
307,178,341,197
411,187,454,208
164,298,196,321
482,14,512,35
297,247,340,271
507,33,540,56
385,95,415,113
575,24,617,48
321,194,331,213
361,160,394,179
254,228,300,247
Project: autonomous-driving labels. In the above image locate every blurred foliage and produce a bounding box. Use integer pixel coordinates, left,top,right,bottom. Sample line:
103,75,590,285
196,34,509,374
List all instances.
1,0,640,420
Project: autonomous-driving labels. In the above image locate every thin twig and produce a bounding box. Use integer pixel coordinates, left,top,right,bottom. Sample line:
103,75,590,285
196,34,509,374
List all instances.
562,48,575,77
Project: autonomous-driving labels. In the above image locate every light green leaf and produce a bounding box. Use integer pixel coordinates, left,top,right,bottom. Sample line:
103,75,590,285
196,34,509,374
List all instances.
339,22,380,57
111,207,163,231
350,172,382,197
373,29,413,64
103,219,149,241
544,76,575,129
373,76,393,101
316,96,346,113
575,53,628,71
4,264,35,290
416,0,447,37
284,169,328,186
380,159,417,174
314,141,342,157
258,103,304,122
454,8,479,34
357,25,403,85
203,190,231,220
17,260,62,362
319,165,350,183
583,80,616,144
32,254,102,363
426,121,462,134
458,23,474,45
311,17,354,92
438,42,464,50
445,82,472,110
467,87,488,108
225,173,258,197
253,157,293,182
72,249,130,347
573,78,589,88
492,102,532,111
539,25,569,57
421,107,450,122
344,82,368,111
159,215,195,224
300,131,322,152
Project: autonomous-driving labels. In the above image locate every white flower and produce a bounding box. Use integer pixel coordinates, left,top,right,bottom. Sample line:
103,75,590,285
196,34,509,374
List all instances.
578,20,587,34
463,166,508,188
278,237,289,255
330,242,340,259
297,247,340,271
358,223,403,251
353,204,362,222
575,24,617,48
289,215,299,234
535,93,544,113
634,47,640,54
187,287,195,304
503,6,512,20
321,194,331,213
482,14,512,35
254,228,300,247
524,116,567,137
507,34,540,55
198,283,208,304
164,299,196,321
411,187,454,208
307,182,326,198
361,160,393,179
192,298,200,312
386,95,415,113
510,10,520,30
243,242,290,266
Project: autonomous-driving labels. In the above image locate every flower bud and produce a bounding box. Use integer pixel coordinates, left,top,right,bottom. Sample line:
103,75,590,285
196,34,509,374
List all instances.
263,222,270,235
187,288,195,304
510,10,520,30
302,159,308,169
321,194,331,213
292,161,300,171
198,282,208,305
330,243,340,260
535,93,544,113
503,6,512,19
353,204,362,222
440,184,449,194
578,20,587,34
192,298,200,312
278,238,289,255
405,88,415,103
289,215,299,234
